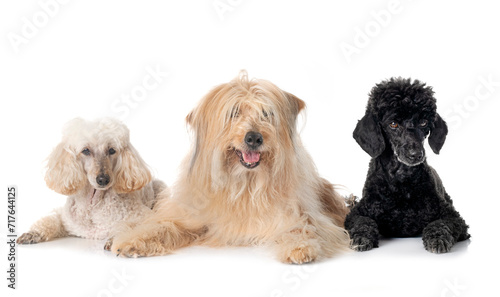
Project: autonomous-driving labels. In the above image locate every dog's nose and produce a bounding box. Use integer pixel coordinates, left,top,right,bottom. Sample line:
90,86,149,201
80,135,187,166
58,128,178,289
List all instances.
96,174,110,186
408,150,424,162
245,132,263,148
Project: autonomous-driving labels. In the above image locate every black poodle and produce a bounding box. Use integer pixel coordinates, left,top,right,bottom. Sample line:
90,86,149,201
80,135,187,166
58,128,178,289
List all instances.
345,77,470,253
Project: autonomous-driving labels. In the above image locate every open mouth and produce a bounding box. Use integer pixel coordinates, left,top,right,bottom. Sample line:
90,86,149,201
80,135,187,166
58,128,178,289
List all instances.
235,150,261,169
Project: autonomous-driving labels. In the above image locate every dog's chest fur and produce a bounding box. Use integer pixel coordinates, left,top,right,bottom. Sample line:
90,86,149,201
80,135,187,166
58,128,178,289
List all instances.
366,158,444,237
61,186,150,239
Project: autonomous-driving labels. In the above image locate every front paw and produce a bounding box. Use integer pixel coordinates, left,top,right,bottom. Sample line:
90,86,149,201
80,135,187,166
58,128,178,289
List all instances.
423,237,453,253
423,225,454,254
112,239,148,258
111,236,169,258
17,231,42,244
280,245,318,264
104,238,113,251
350,235,375,252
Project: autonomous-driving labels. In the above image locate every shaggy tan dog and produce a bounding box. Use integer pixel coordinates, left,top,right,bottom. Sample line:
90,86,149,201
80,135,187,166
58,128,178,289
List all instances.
111,71,350,263
17,118,166,244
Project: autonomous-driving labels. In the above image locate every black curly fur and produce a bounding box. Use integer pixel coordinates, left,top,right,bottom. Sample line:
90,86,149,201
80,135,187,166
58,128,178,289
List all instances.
345,77,470,253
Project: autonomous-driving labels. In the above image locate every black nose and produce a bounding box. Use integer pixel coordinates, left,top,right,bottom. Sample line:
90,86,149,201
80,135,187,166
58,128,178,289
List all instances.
408,150,424,162
96,174,110,186
245,131,263,148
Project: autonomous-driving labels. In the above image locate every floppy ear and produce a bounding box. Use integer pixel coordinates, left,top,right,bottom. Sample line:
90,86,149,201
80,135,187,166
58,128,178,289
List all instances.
114,145,152,193
284,91,306,115
428,113,448,154
353,114,385,158
45,142,86,195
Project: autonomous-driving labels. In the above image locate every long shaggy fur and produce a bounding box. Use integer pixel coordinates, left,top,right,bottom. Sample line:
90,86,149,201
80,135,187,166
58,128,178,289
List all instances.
346,77,470,253
111,71,350,263
17,118,166,245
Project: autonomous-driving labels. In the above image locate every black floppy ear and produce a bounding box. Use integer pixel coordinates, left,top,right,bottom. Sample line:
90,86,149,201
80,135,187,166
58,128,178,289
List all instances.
353,114,385,158
428,113,448,154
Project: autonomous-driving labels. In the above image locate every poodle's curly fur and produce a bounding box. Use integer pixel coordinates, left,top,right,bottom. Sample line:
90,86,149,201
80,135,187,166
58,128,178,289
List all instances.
345,77,470,253
17,118,166,245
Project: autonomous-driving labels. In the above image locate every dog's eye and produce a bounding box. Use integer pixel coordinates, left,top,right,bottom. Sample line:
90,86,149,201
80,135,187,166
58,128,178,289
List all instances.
108,148,116,155
389,122,399,129
262,110,274,118
230,108,240,119
81,148,91,156
419,120,428,127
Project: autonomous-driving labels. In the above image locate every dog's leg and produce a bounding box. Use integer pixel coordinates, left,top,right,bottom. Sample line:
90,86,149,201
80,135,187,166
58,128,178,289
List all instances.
111,198,207,257
275,223,321,264
104,205,154,251
345,214,380,252
17,211,68,244
111,221,206,257
422,205,470,253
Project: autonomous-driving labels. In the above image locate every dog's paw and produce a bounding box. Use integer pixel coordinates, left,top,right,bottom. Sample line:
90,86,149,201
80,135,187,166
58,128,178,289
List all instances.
423,224,455,254
423,236,453,254
104,238,113,251
350,235,375,252
111,238,166,258
112,241,146,258
17,231,42,244
281,245,318,264
115,246,142,258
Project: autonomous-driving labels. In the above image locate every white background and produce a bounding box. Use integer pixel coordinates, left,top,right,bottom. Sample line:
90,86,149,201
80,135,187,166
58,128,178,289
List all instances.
1,1,499,296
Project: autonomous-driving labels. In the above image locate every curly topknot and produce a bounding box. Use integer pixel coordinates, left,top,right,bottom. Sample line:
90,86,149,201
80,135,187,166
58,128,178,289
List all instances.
367,77,437,122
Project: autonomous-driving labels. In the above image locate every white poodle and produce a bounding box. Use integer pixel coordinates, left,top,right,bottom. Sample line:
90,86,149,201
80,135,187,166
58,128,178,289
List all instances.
17,117,166,245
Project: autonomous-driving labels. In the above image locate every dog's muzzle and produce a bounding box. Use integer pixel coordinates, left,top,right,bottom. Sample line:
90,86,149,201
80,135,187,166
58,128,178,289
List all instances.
406,149,424,163
234,131,263,169
96,174,110,187
245,131,263,149
396,148,425,166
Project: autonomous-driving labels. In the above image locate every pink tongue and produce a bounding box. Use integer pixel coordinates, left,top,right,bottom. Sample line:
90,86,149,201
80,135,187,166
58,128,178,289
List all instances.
243,151,260,163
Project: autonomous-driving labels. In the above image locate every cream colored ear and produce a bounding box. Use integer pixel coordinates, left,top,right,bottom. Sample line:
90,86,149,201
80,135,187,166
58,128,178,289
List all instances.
284,91,306,115
114,145,152,193
45,142,86,195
